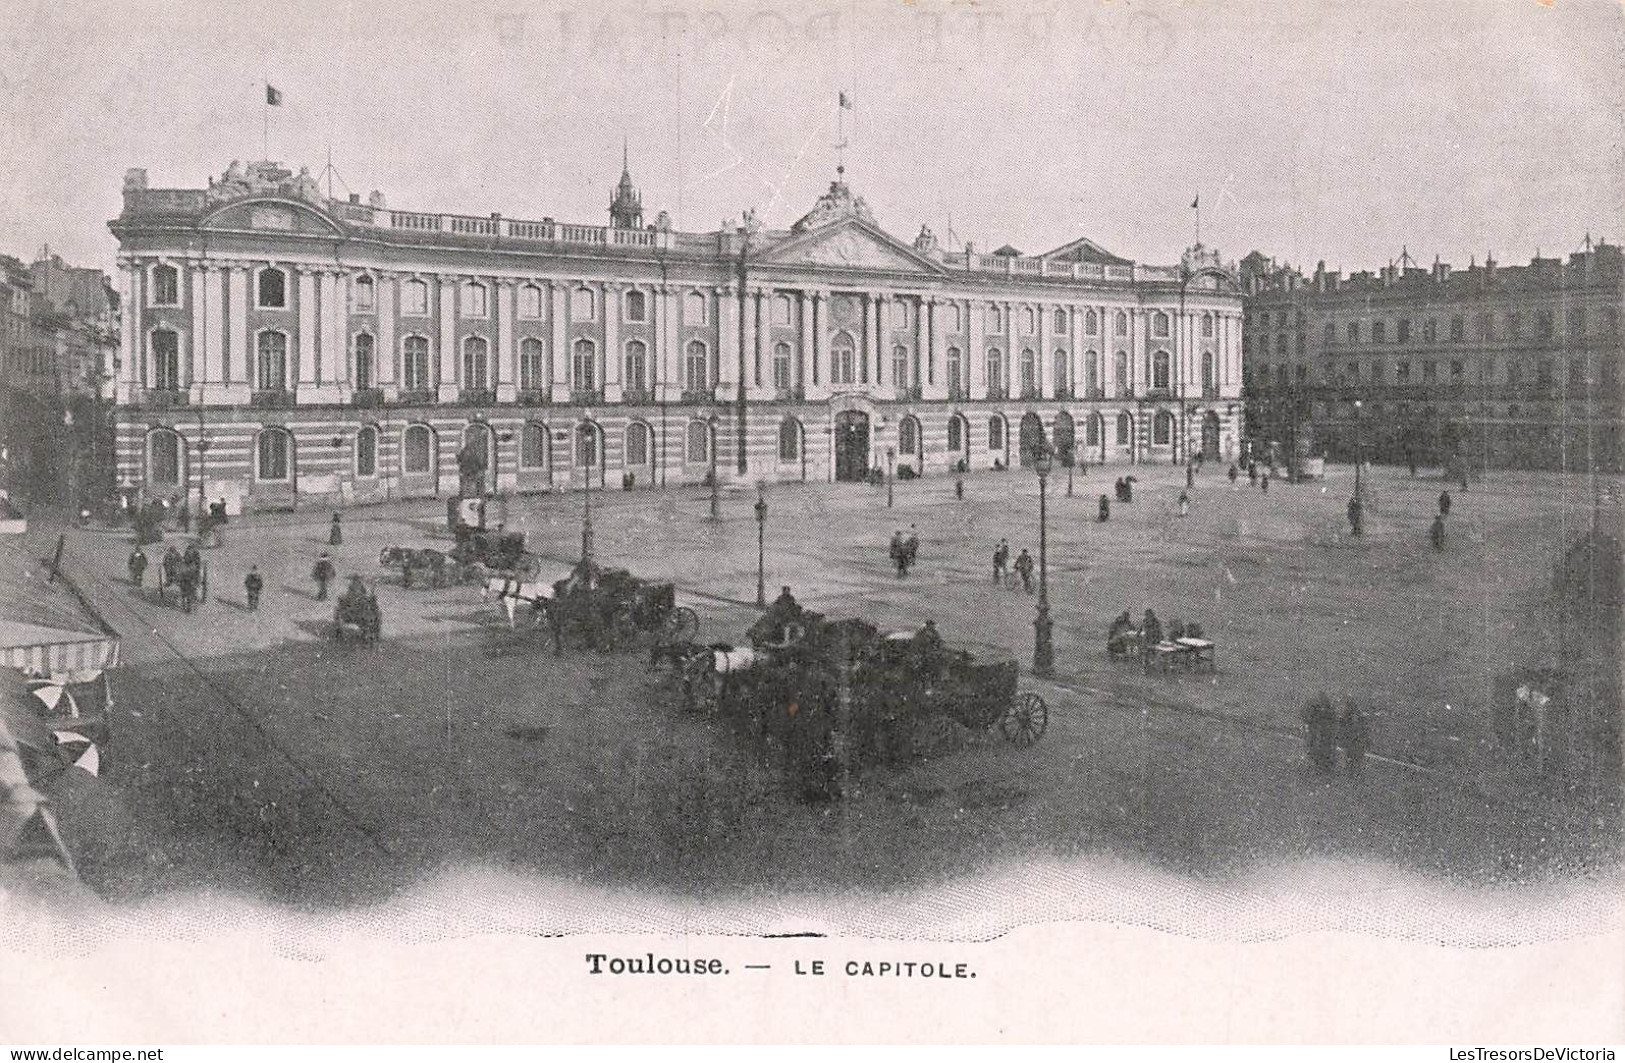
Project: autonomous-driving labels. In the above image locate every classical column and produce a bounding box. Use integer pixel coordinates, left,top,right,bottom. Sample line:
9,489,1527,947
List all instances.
225,267,248,396
741,287,758,387
496,278,517,403
717,285,737,398
549,282,569,403
296,268,319,399
969,303,986,397
602,282,621,402
808,291,827,398
116,260,136,402
1036,301,1050,400
199,266,224,395
437,274,458,402
655,285,673,401
798,291,812,392
860,294,872,386
377,274,397,397
316,270,344,400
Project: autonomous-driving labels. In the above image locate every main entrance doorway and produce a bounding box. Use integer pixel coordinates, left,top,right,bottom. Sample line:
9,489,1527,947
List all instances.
1202,411,1221,462
834,410,871,482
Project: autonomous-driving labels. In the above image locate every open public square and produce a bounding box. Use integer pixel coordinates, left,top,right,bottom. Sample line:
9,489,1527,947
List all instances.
38,457,1622,910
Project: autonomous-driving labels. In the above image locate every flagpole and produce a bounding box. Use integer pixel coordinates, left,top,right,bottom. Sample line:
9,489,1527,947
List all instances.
263,87,269,160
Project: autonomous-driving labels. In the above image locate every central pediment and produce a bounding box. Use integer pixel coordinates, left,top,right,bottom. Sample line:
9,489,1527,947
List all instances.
758,218,943,275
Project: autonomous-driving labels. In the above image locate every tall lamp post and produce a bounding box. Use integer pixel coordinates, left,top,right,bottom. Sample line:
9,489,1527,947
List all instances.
754,483,767,607
1032,441,1055,678
708,414,720,522
886,446,895,509
580,425,594,563
1353,398,1365,504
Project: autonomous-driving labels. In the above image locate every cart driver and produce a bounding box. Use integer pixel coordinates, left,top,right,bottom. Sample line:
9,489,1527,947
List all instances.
751,586,805,648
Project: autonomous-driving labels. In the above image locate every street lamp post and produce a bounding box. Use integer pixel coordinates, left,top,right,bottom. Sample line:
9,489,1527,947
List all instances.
754,484,767,607
886,446,895,508
1032,442,1055,678
1353,399,1365,504
581,426,594,563
708,414,720,522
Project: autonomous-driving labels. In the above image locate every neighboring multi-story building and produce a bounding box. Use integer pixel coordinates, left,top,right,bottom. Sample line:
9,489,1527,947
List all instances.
0,249,119,508
1241,241,1623,473
108,157,1244,514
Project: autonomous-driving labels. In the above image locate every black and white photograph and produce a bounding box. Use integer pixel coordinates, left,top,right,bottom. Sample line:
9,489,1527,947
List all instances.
0,0,1620,1046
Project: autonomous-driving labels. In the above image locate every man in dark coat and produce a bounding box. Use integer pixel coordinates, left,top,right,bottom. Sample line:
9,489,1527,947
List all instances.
992,539,1010,585
313,552,336,600
1186,464,1195,489
1261,471,1270,494
889,530,906,577
903,525,919,574
1430,515,1446,551
955,477,964,500
1347,496,1364,536
161,545,181,598
1140,609,1163,672
244,565,264,611
329,512,343,546
1228,463,1239,485
1098,494,1111,522
1438,490,1452,517
127,546,148,588
1013,548,1034,593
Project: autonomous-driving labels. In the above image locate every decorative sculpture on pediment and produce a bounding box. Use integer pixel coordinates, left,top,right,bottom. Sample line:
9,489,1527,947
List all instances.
914,224,939,253
791,175,877,233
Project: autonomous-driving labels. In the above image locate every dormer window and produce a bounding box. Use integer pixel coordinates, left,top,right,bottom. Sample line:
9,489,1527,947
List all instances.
257,266,286,309
151,264,179,307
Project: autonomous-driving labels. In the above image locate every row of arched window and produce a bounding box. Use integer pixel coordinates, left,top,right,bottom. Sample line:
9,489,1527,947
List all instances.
142,415,816,489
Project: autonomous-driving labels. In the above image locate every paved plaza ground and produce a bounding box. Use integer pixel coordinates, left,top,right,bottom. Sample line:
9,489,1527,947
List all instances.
31,459,1623,909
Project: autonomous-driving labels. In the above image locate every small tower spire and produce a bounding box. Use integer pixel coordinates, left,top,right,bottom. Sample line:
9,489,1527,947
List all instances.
609,140,643,230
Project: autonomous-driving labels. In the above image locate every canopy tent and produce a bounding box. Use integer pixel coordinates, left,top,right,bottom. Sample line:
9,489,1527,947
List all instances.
0,536,119,684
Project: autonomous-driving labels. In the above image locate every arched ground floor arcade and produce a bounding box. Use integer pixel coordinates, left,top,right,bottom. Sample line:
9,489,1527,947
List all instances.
113,396,1244,513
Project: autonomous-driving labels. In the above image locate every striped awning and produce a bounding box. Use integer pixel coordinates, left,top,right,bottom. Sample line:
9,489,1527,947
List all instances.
0,621,121,675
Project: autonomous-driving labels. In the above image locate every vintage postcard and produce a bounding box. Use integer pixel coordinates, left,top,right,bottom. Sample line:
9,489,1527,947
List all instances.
0,0,1620,1046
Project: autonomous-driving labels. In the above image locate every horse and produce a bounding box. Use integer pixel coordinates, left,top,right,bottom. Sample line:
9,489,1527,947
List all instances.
481,573,553,630
379,546,454,588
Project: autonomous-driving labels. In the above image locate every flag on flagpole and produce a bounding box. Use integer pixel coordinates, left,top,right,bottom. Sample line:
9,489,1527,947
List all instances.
266,84,283,106
838,90,853,110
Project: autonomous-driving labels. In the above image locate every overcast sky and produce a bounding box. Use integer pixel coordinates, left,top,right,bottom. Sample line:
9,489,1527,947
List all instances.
2,0,1620,278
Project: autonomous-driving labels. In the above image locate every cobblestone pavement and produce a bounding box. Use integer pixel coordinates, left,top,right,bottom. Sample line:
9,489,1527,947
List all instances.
28,461,1622,908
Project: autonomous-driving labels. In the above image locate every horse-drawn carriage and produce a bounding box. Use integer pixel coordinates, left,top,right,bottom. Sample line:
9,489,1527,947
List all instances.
333,577,382,644
544,560,698,652
452,527,529,575
671,596,1048,784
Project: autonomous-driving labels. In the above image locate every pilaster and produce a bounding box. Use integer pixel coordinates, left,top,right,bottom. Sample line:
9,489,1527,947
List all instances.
496,279,517,402
603,281,621,402
549,282,569,403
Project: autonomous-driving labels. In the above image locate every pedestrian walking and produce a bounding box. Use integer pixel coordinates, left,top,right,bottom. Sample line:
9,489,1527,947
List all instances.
210,498,228,524
1339,698,1371,776
1186,465,1195,489
329,512,343,546
992,539,1010,585
955,477,964,500
1261,471,1270,494
1098,494,1111,523
313,551,336,600
244,565,264,610
1248,463,1258,486
1228,463,1239,485
161,545,181,600
1430,514,1446,551
127,546,148,588
178,502,191,533
1013,548,1034,593
1438,490,1452,517
903,525,919,575
1347,496,1364,536
1301,691,1338,775
1177,490,1189,518
889,530,906,578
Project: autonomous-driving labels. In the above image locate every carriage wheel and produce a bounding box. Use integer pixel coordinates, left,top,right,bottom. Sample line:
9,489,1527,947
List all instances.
666,606,699,643
999,691,1049,748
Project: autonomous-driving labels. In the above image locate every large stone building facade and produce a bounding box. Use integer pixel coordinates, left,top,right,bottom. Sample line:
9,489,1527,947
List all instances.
109,158,1244,513
1240,241,1623,473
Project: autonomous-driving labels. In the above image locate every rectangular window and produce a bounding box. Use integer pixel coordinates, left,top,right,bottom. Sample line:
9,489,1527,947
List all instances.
521,424,547,468
1423,360,1437,383
403,428,432,474
1346,322,1359,344
1397,318,1411,343
1450,316,1465,342
403,336,430,391
402,280,429,316
1396,361,1411,383
625,289,647,323
152,265,179,306
1372,321,1386,343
